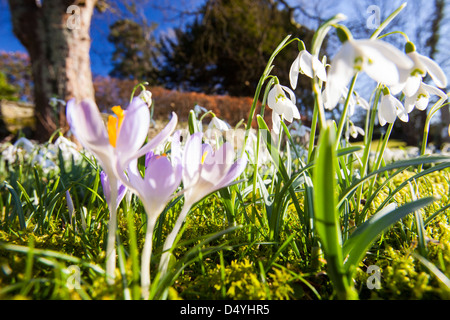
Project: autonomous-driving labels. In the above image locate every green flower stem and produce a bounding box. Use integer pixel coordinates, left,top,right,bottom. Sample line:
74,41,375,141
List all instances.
419,99,449,171
367,122,394,198
370,2,407,40
307,102,319,163
334,74,358,150
355,87,381,223
123,197,140,300
242,35,298,156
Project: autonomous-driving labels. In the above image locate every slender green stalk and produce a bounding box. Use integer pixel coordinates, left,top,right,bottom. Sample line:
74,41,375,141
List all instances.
419,100,449,171
242,35,297,155
370,2,407,39
124,197,140,300
366,122,394,201
334,74,358,150
307,104,319,163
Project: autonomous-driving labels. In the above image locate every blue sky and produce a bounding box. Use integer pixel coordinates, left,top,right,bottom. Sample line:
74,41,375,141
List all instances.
0,0,203,76
0,0,449,83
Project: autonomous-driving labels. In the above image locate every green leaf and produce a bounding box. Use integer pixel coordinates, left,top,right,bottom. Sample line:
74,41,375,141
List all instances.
3,181,26,229
313,124,342,262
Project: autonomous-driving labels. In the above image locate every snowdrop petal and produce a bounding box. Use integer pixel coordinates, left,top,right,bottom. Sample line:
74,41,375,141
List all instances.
379,95,399,124
325,42,355,109
182,132,203,188
272,111,281,135
403,74,422,97
289,54,301,90
421,83,448,100
419,54,448,88
357,39,413,86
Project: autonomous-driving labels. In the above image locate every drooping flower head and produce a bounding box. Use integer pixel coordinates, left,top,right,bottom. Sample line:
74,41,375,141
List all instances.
267,83,300,134
289,47,327,90
378,87,408,126
324,26,414,110
391,41,448,97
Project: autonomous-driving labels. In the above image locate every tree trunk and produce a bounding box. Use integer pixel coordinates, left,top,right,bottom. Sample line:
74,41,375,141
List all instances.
8,0,97,141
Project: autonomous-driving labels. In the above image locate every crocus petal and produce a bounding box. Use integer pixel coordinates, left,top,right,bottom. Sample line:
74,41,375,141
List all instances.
215,155,248,191
143,156,182,212
116,97,150,158
66,99,110,150
418,54,448,88
100,171,127,209
66,99,114,173
182,132,203,189
124,112,178,168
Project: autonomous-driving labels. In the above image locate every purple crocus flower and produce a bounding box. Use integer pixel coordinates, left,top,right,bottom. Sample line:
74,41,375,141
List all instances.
125,153,182,299
66,96,178,284
159,132,247,276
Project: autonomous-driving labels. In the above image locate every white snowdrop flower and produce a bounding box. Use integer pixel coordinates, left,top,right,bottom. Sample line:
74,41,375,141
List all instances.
138,90,152,106
193,104,208,117
391,42,448,97
324,27,413,110
290,49,327,89
404,82,448,113
208,116,230,132
378,88,408,126
268,83,300,134
53,136,82,162
349,123,365,139
13,137,35,154
289,121,311,137
336,87,371,116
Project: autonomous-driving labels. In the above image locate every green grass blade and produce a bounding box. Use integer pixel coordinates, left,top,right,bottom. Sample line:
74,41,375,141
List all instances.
343,197,435,272
3,181,26,229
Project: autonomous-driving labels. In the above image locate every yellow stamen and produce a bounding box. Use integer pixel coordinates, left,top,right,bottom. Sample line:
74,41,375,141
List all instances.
107,106,125,147
201,151,208,164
